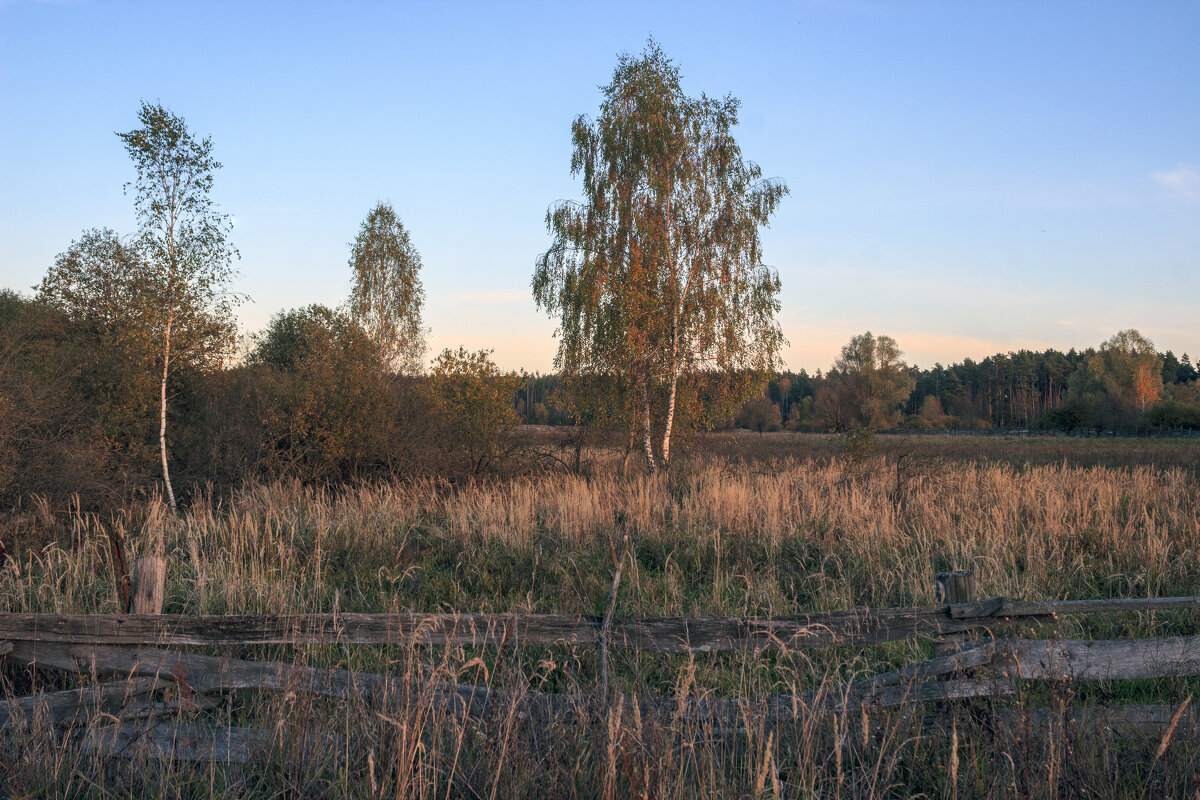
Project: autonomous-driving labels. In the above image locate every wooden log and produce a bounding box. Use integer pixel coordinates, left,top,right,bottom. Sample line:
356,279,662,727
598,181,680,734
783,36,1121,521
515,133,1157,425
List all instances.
108,531,132,612
115,693,222,723
131,556,167,615
0,612,597,648
993,636,1200,681
947,597,1004,619
935,571,977,605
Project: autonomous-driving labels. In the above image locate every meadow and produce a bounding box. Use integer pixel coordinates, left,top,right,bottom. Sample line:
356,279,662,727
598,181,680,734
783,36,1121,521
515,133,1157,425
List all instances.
3,433,1200,798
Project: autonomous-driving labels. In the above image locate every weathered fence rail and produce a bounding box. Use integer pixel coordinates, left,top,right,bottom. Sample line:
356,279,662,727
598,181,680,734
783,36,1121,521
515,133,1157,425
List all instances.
64,705,1200,765
4,579,1200,762
3,594,1197,652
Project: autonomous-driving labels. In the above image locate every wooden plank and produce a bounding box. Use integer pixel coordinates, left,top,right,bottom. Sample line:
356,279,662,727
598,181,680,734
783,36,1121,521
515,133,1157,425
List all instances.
868,677,1015,708
947,597,1004,618
995,703,1200,738
0,612,594,648
993,636,1200,681
950,596,1200,620
131,556,167,615
844,643,995,697
3,595,1195,654
1,677,162,730
616,606,981,651
78,722,339,764
0,606,982,652
70,704,1200,764
6,639,1003,729
6,641,496,714
935,571,977,604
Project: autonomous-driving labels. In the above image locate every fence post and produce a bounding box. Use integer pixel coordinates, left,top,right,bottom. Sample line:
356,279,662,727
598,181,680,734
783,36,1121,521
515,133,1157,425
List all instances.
132,556,167,615
935,571,977,605
933,571,978,657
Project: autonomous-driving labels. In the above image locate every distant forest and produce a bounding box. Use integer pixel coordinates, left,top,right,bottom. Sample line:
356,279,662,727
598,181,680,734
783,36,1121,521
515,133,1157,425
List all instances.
516,342,1200,434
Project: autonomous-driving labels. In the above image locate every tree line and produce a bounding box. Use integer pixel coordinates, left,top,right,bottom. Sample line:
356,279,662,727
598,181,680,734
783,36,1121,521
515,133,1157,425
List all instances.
518,330,1200,435
742,330,1199,434
3,41,1197,516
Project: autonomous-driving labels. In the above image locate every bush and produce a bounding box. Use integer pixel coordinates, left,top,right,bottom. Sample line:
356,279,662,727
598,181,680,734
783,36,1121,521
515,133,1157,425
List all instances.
241,305,429,483
0,291,139,511
734,396,782,434
428,347,522,475
1146,384,1200,430
1046,401,1093,432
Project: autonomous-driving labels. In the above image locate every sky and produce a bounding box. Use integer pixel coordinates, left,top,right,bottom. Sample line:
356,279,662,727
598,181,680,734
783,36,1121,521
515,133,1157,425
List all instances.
2,0,1197,373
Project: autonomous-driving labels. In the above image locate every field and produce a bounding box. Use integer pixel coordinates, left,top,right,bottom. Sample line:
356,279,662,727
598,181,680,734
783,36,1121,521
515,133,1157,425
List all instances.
3,433,1200,798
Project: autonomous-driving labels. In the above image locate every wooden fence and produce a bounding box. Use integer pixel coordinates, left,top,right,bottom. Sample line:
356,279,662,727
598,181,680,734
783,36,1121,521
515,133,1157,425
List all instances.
3,567,1200,763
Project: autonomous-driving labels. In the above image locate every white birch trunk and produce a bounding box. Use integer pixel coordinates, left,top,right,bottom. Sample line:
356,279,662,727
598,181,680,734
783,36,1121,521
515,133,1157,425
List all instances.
661,366,679,468
641,376,656,474
159,316,177,513
660,308,681,467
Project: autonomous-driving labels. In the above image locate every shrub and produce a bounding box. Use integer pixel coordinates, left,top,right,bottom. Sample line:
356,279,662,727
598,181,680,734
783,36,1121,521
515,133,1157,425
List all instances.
734,396,782,434
243,305,421,482
428,347,522,475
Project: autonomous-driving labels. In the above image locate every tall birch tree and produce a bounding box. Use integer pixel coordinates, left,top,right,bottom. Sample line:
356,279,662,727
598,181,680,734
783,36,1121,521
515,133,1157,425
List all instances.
348,203,426,375
534,40,787,472
117,102,238,512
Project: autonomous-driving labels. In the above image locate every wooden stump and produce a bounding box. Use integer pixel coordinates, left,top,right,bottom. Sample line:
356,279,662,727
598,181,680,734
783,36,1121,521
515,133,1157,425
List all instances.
935,571,977,605
132,556,167,615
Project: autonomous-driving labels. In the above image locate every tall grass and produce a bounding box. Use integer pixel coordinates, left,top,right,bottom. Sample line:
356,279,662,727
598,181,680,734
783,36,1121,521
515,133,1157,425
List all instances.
3,440,1200,797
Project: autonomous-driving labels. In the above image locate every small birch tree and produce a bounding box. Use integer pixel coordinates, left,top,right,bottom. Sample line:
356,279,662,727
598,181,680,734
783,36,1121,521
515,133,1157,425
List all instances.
117,102,238,512
348,203,426,375
534,40,787,472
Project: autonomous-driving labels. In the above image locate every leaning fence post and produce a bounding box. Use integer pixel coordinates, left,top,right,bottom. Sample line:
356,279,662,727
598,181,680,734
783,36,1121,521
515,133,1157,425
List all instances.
132,556,167,615
597,536,626,698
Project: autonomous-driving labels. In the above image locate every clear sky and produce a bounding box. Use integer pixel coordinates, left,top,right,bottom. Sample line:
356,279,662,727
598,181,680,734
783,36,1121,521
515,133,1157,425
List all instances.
2,0,1197,373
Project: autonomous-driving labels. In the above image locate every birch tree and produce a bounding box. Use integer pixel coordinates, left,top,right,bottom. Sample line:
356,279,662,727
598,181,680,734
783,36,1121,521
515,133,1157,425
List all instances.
117,102,238,512
534,40,787,472
348,203,426,375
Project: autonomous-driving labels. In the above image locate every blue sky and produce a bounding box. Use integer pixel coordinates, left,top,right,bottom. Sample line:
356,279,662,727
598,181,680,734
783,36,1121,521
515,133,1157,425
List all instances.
2,0,1197,372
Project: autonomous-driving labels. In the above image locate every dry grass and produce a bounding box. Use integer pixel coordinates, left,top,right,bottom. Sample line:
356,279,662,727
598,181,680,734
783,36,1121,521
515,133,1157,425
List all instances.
3,436,1200,797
